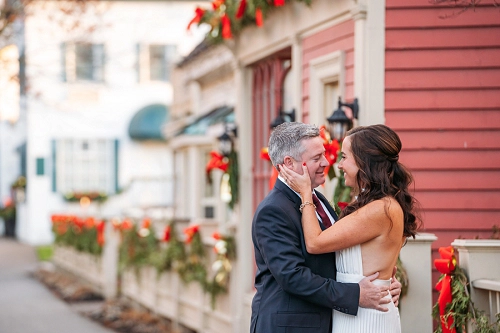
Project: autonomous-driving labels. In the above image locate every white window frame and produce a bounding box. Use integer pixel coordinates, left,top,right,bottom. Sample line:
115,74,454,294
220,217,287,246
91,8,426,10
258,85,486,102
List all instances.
172,136,226,224
309,50,345,199
137,44,177,83
55,138,115,194
62,42,105,83
309,50,345,127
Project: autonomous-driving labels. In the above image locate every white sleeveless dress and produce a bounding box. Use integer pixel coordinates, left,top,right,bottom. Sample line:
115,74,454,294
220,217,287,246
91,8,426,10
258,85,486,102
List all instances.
332,244,401,333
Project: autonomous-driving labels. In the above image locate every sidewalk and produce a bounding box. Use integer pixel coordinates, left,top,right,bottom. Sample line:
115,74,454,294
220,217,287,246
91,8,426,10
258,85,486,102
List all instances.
0,237,115,333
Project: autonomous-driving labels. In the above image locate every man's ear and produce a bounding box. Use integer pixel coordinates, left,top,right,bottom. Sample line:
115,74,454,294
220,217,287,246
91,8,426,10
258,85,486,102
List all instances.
283,156,294,169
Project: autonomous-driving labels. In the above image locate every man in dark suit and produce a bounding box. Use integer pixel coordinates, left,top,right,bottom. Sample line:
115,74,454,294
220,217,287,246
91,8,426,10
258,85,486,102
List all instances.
251,122,397,333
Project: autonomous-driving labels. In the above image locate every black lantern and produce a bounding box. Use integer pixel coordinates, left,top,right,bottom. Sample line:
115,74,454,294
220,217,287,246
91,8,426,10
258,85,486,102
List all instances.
217,123,237,157
326,97,359,141
270,107,296,129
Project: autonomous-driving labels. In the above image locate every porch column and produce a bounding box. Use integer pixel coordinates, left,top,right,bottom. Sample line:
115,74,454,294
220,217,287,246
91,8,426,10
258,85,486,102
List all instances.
351,0,385,125
232,61,254,333
291,34,302,121
399,233,437,333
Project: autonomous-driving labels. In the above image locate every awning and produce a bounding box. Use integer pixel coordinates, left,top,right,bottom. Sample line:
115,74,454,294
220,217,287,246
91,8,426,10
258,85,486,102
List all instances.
178,105,234,136
128,104,169,141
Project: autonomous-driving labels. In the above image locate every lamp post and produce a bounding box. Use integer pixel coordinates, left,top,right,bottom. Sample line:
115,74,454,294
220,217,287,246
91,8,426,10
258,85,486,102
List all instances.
270,107,295,129
326,97,359,141
217,124,237,157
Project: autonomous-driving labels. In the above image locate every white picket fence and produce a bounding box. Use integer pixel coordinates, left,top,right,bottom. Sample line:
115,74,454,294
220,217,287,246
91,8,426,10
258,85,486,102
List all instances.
52,230,500,333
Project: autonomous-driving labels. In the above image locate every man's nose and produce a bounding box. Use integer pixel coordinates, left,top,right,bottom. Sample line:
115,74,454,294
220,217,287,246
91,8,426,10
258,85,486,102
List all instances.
320,155,329,166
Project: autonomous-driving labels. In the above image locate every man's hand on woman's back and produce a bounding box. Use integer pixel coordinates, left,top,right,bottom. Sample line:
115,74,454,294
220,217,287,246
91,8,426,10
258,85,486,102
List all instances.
358,272,390,312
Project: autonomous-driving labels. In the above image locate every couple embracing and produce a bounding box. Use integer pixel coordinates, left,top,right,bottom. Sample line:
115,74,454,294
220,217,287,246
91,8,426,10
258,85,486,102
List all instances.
250,122,419,333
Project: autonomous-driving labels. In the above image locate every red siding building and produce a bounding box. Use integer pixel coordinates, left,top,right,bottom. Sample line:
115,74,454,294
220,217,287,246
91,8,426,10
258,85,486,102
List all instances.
384,1,500,286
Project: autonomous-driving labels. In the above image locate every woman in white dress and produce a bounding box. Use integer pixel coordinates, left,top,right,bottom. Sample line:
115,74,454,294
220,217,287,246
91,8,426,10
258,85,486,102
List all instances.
280,124,420,333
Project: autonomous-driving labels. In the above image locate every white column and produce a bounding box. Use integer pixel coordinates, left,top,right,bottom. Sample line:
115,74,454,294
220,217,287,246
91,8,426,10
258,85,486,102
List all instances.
399,233,437,333
188,145,201,220
352,0,385,126
232,62,254,333
291,34,303,121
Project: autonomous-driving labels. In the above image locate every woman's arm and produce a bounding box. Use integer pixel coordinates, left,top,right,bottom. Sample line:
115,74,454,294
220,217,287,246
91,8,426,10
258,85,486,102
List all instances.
280,164,390,254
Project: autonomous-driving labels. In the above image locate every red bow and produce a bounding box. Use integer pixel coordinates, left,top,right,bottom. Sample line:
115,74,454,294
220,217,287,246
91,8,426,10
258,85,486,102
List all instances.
260,146,270,161
184,225,200,244
212,0,225,10
434,246,457,333
221,14,233,39
255,7,263,27
187,7,205,30
206,151,229,174
162,225,171,242
274,0,285,6
236,0,247,19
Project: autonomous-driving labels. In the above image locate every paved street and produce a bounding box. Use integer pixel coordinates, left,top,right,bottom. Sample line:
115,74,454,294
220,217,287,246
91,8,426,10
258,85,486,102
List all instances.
0,237,114,333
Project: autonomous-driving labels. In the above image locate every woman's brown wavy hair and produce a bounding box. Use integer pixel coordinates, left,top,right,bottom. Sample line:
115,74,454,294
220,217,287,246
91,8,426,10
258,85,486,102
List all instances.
339,124,420,238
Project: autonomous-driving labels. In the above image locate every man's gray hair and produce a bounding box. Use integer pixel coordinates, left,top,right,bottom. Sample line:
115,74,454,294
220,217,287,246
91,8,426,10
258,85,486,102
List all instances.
268,122,320,167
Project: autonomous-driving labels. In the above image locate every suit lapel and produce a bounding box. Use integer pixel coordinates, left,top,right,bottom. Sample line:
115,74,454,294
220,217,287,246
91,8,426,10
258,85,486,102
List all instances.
274,179,302,209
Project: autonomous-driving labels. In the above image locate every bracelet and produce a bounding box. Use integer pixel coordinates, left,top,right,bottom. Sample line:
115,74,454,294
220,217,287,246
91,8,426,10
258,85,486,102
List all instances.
299,201,316,213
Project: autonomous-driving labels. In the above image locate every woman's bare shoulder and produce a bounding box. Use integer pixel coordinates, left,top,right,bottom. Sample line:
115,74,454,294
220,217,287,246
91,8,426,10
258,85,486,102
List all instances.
355,197,402,219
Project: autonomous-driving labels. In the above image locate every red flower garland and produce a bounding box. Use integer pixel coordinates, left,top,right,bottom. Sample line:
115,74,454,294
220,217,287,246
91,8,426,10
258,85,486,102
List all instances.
96,220,105,246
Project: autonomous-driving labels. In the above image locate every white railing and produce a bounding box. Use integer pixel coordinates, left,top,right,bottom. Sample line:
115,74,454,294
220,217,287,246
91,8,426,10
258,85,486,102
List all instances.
52,221,120,299
125,176,174,208
100,176,175,220
452,239,500,331
472,279,500,324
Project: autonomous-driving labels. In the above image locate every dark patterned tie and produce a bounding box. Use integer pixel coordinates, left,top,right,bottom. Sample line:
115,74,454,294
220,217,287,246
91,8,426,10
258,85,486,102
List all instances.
312,193,332,228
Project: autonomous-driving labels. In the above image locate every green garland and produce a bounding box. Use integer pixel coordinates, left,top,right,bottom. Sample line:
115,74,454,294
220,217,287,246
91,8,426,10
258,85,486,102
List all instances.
432,266,500,333
176,231,207,284
63,191,108,203
205,235,237,307
193,0,312,43
123,220,237,308
227,149,239,209
395,256,409,302
327,142,351,216
11,176,26,189
150,221,186,273
119,223,158,272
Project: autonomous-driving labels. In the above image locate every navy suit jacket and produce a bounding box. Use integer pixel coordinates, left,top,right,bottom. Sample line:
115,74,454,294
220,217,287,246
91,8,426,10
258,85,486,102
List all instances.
250,179,360,333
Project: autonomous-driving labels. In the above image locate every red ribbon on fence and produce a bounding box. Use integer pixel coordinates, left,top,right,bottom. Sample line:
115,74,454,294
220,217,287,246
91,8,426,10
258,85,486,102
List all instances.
434,246,457,333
